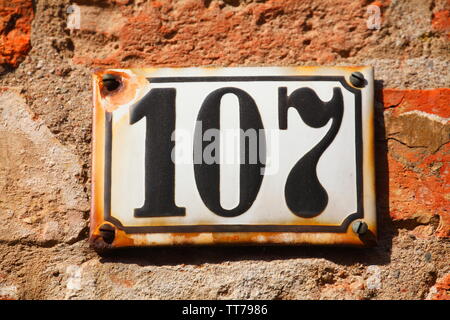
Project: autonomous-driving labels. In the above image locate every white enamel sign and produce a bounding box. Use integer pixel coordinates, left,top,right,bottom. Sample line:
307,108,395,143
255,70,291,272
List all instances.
91,67,376,247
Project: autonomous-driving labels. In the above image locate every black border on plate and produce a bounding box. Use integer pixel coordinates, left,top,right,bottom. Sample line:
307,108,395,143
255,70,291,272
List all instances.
103,75,363,234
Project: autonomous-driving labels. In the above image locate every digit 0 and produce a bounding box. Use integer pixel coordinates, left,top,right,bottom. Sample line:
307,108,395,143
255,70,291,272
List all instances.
193,87,266,217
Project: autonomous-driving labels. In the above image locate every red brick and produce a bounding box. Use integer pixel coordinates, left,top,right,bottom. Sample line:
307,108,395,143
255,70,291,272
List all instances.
431,274,450,300
0,0,33,68
382,89,450,238
72,0,374,67
383,88,450,118
387,150,449,238
432,10,450,34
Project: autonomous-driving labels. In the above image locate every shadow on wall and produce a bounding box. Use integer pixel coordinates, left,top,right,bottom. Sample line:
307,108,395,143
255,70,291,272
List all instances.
98,80,396,268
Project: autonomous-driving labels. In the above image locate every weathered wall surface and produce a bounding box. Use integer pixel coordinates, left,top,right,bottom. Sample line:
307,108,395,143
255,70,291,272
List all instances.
0,0,448,300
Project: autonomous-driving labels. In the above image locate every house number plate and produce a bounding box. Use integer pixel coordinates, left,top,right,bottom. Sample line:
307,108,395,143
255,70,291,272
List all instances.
90,67,376,248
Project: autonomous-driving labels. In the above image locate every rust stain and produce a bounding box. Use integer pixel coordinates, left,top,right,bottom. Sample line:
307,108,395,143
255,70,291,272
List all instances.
112,228,135,247
120,228,367,247
90,74,105,238
93,69,148,112
101,229,371,248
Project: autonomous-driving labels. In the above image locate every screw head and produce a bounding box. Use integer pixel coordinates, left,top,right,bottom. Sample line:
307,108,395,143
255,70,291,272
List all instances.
99,223,115,244
349,72,366,88
102,74,121,92
352,220,368,235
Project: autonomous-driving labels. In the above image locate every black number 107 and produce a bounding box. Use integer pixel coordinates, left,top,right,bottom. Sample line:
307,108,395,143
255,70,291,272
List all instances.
129,86,343,219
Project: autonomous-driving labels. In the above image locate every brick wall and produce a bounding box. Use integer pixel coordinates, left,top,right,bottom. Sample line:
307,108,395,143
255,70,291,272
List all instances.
0,0,448,300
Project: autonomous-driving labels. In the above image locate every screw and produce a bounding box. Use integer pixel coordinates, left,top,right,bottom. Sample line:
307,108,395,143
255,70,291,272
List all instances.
349,72,366,88
99,223,115,244
102,74,121,92
352,220,368,235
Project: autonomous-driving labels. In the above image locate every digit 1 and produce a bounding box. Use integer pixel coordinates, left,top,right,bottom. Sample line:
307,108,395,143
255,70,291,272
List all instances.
279,87,343,218
129,88,185,217
193,87,266,217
